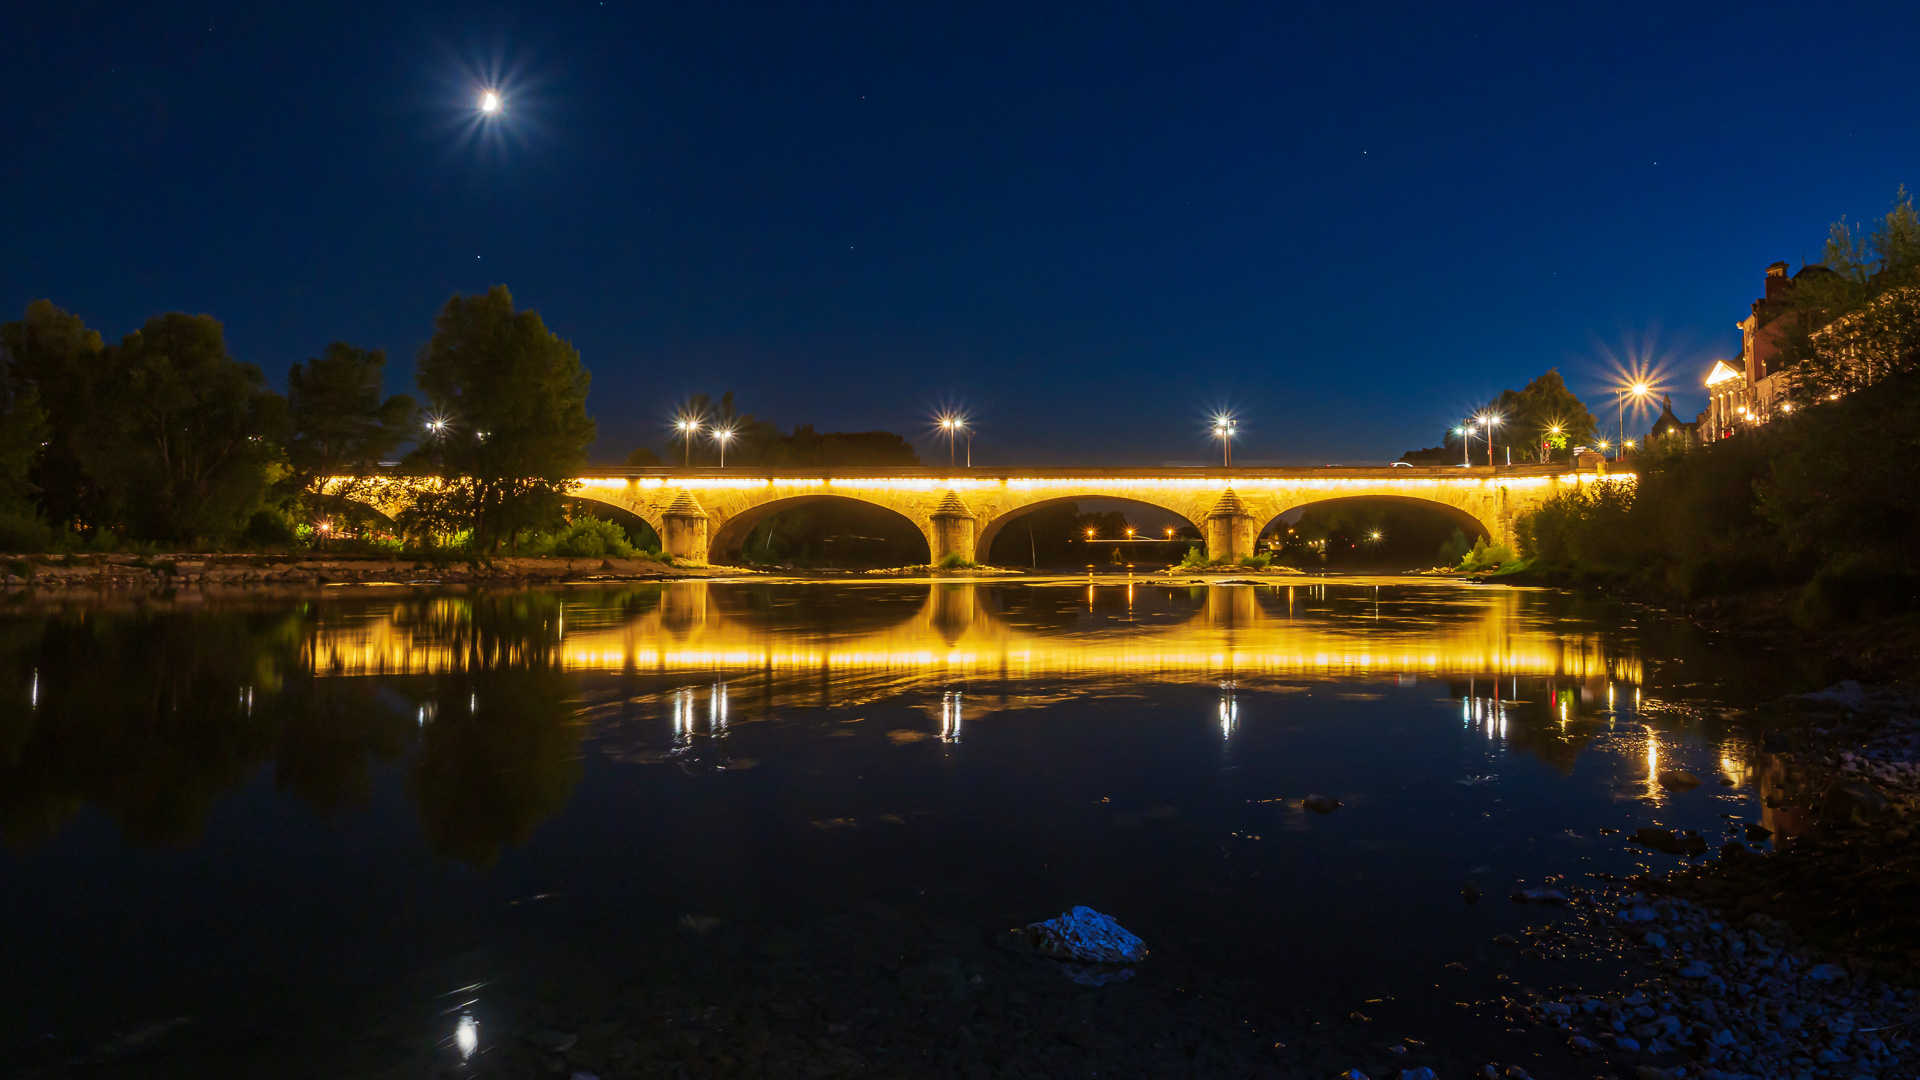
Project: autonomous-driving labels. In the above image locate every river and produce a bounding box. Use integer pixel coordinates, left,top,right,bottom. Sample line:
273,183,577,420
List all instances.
0,577,1828,1077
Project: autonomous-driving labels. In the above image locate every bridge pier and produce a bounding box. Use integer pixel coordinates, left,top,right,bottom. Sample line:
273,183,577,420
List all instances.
1204,489,1256,564
929,491,977,566
660,490,710,564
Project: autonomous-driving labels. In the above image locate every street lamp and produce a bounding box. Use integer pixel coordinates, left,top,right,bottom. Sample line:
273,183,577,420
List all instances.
1617,382,1652,459
1211,414,1238,467
937,414,971,468
674,416,702,467
1477,414,1502,467
1456,424,1472,466
712,425,736,468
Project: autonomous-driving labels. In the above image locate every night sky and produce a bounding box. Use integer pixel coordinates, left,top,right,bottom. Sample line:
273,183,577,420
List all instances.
6,2,1918,466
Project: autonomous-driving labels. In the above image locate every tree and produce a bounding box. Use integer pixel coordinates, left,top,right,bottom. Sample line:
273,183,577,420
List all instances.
0,300,106,534
624,445,662,467
286,342,415,527
0,327,47,544
78,312,287,543
1779,188,1920,399
406,287,596,551
665,392,921,467
1469,369,1598,463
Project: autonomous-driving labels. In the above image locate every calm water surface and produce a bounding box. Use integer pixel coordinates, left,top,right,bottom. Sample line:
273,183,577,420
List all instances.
0,579,1818,1076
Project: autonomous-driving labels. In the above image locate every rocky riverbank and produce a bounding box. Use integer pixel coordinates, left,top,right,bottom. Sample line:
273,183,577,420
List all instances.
0,552,725,591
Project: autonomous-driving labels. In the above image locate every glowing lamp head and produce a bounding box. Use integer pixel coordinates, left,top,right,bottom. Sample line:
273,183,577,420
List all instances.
1368,531,1382,541
454,1013,479,1059
1085,528,1096,539
713,426,736,443
479,90,502,115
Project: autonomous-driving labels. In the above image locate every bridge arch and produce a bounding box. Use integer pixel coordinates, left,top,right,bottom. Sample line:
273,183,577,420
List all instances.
707,493,935,566
1255,494,1495,545
977,494,1204,566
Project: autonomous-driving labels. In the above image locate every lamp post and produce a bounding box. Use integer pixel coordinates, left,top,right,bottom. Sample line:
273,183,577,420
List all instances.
937,414,971,468
1617,382,1651,460
1478,414,1501,467
713,426,736,468
1212,414,1237,467
675,417,702,467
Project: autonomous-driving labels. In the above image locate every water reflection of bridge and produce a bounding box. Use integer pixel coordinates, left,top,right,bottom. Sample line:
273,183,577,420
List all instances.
304,581,1642,690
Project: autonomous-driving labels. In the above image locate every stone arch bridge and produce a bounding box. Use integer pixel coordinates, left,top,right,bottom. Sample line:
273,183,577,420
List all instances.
544,465,1608,565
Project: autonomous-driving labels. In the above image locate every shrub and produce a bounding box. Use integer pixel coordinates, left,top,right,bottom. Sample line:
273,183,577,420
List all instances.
547,516,639,559
1456,536,1516,572
244,508,301,549
0,512,50,553
1179,546,1210,568
1239,553,1272,569
1437,527,1474,566
1797,555,1920,626
936,552,977,570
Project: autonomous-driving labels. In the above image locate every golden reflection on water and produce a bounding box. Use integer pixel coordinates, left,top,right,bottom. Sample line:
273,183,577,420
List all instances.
303,580,1642,690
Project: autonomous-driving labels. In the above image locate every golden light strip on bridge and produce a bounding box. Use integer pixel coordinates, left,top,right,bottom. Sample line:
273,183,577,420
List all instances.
572,474,1601,491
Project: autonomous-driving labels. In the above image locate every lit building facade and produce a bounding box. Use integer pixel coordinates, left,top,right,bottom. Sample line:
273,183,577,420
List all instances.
1700,261,1827,441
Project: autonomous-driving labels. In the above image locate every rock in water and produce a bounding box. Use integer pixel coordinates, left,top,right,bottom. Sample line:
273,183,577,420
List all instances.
1302,794,1341,813
1018,906,1148,963
1461,881,1481,904
1656,769,1701,790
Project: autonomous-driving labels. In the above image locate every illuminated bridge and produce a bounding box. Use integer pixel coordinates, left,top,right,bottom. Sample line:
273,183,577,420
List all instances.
560,464,1615,565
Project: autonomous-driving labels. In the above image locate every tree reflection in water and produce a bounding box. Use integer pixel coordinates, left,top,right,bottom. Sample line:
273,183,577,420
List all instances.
0,593,584,867
5,579,1787,864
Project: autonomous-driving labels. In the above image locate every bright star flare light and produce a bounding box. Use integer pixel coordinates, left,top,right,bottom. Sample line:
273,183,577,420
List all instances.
479,90,502,115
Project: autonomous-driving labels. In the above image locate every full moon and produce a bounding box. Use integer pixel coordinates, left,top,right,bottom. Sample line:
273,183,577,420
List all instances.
479,90,501,114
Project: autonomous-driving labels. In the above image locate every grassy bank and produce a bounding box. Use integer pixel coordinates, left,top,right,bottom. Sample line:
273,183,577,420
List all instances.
1505,370,1920,678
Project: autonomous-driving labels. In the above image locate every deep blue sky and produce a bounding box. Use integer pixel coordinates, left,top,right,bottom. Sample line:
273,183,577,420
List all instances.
6,2,1918,465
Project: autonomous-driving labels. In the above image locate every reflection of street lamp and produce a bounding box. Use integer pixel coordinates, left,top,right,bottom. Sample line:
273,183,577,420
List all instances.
712,425,736,468
1211,414,1237,467
675,416,702,467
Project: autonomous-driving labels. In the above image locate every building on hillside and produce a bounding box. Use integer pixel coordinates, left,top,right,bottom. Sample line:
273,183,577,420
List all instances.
1699,261,1835,441
1648,395,1698,446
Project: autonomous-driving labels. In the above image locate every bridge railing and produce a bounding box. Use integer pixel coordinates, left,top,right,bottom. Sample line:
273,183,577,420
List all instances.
570,463,1595,481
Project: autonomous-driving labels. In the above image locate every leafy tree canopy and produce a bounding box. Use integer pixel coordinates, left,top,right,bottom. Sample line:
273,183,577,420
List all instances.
79,312,287,543
405,287,596,550
287,343,416,488
657,391,920,467
1778,187,1920,399
0,300,107,531
1468,369,1598,463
